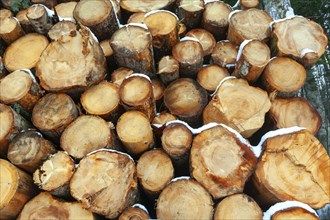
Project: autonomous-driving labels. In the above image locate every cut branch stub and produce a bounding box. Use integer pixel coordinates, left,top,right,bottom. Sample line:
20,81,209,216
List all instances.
176,0,204,30
252,129,330,209
197,64,229,93
70,150,138,219
120,0,175,13
190,125,257,199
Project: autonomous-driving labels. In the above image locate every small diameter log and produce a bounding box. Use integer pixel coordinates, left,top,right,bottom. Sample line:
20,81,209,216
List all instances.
197,64,230,93
70,150,138,219
99,39,113,57
186,28,216,60
73,0,119,41
157,55,179,85
119,75,156,121
202,1,232,41
156,178,213,219
178,22,187,37
191,125,258,199
252,129,330,209
7,131,56,173
137,149,174,197
271,16,328,67
233,40,271,83
164,78,208,125
0,17,25,45
269,97,322,135
31,0,58,9
32,93,79,142
262,57,306,97
111,67,134,86
144,10,179,60
18,192,96,220
211,40,239,71
127,12,146,24
172,39,204,77
116,111,154,156
214,193,263,220
26,4,55,35
119,205,150,220
0,69,43,112
3,33,49,72
0,8,13,20
152,79,165,109
161,123,192,167
228,8,273,45
0,104,32,157
240,0,259,9
36,21,106,93
81,81,121,122
204,78,271,138
61,115,115,159
151,111,177,137
33,151,74,197
16,9,35,33
176,0,204,30
0,159,37,219
110,24,155,78
54,1,77,20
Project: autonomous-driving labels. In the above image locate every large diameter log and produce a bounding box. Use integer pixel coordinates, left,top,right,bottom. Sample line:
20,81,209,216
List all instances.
211,40,238,71
252,129,330,209
262,57,306,97
116,111,154,156
164,78,208,125
0,104,32,157
119,205,149,220
110,24,155,78
228,8,273,45
33,151,75,197
26,4,55,34
186,29,216,60
7,131,56,173
156,178,213,219
0,17,25,45
191,125,258,199
214,193,263,220
271,16,328,67
3,33,49,72
176,0,204,30
202,1,232,40
73,0,118,41
157,55,179,85
18,192,96,220
119,75,156,121
233,40,271,83
32,93,79,142
137,149,174,197
54,1,77,20
197,64,229,93
61,115,115,159
0,69,43,112
70,150,138,219
0,159,37,219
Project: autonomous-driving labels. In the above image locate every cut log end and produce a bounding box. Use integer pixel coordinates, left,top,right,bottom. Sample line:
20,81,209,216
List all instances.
74,0,112,26
197,65,229,93
211,41,238,68
271,207,319,220
120,0,174,13
240,0,259,9
127,12,146,24
119,206,150,220
186,28,216,56
111,67,134,86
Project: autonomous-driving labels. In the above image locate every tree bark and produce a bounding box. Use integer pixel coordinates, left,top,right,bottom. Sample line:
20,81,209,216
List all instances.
157,55,179,85
211,40,238,72
26,4,56,35
176,0,204,30
0,17,25,45
197,64,229,93
119,205,150,220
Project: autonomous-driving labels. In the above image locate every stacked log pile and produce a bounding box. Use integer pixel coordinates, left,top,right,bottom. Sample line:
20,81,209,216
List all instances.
0,0,329,219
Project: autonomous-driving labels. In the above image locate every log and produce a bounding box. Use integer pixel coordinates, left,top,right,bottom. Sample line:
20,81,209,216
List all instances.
3,33,49,72
73,0,119,41
137,149,174,197
16,9,35,33
0,103,32,157
151,79,165,109
178,21,187,37
60,115,115,159
110,24,155,78
119,205,150,220
33,151,74,197
201,1,232,41
233,40,271,83
211,40,238,72
156,178,213,219
0,17,25,45
116,111,154,156
0,8,13,20
127,12,146,24
204,77,271,138
176,0,204,30
111,67,134,86
81,81,121,122
240,0,259,9
197,64,229,93
144,10,179,61
157,55,179,85
26,4,56,35
262,57,306,97
47,18,75,40
271,16,328,67
172,39,204,77
252,129,330,209
32,93,79,142
31,0,57,9
227,8,273,45
18,192,96,220
99,39,113,57
36,21,106,93
191,124,258,199
7,130,56,173
0,69,44,112
0,159,37,219
119,74,156,121
70,150,139,219
151,111,177,137
54,1,77,20
214,193,262,220
163,78,208,125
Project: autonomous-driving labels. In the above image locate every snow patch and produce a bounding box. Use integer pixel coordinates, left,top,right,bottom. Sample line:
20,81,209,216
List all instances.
300,48,316,58
86,148,134,161
236,40,252,61
180,36,200,42
210,76,236,97
125,73,151,82
144,10,178,21
228,10,241,22
132,204,149,214
171,176,191,182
